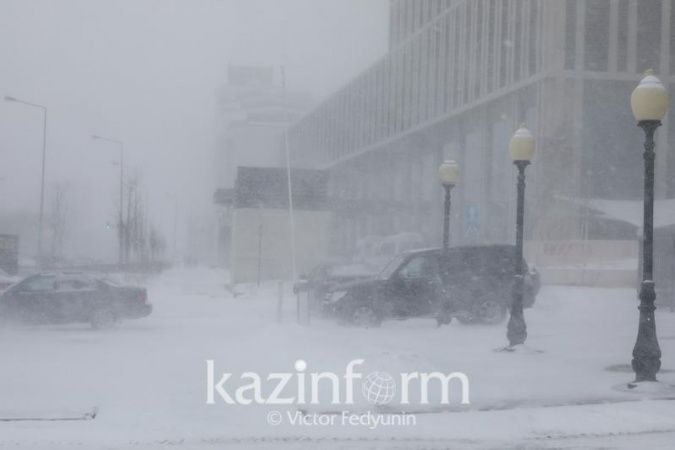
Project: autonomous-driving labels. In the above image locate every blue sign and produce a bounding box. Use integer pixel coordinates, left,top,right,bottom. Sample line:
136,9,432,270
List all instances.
464,204,480,238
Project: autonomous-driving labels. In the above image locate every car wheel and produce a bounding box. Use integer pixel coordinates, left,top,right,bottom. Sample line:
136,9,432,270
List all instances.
351,305,380,328
90,308,117,330
477,299,507,325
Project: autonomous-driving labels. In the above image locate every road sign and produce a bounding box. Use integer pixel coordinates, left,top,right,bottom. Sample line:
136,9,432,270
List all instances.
464,204,480,238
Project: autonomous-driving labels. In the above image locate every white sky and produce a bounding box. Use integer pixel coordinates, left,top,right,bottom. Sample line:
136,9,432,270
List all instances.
0,0,388,260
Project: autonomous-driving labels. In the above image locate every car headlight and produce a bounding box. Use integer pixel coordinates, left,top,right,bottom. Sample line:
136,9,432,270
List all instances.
326,290,347,304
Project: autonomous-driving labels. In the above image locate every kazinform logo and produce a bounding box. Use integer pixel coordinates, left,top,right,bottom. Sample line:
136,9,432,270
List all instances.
205,359,470,406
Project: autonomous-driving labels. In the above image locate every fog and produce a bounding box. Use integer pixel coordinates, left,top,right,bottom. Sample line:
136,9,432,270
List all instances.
0,0,387,261
1,2,675,449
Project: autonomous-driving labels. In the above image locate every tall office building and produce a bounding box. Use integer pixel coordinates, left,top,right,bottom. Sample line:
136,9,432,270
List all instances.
287,0,675,258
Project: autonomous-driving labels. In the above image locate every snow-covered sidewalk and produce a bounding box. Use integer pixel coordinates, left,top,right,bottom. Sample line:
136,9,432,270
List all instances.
1,267,675,449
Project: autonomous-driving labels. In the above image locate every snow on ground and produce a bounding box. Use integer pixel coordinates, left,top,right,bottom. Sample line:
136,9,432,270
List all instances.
1,266,675,449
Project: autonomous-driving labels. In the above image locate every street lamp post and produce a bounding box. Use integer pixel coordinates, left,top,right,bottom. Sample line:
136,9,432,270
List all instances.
165,193,178,262
4,95,47,268
629,72,668,383
438,160,459,249
506,124,535,348
92,135,125,268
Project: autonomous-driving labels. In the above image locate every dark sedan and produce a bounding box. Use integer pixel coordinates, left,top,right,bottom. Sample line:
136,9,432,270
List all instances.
324,245,540,327
0,272,152,329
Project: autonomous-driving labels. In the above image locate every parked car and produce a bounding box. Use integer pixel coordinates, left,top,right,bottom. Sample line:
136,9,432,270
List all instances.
0,272,152,329
0,269,20,292
294,262,376,313
323,245,540,327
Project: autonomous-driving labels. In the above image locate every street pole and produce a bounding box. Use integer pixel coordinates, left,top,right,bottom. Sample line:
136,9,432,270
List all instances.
4,96,47,268
38,106,47,269
442,184,453,249
504,125,535,350
507,160,529,347
438,160,459,250
172,197,177,262
632,120,661,382
281,66,298,284
118,142,124,267
164,193,178,262
257,222,263,287
628,71,668,384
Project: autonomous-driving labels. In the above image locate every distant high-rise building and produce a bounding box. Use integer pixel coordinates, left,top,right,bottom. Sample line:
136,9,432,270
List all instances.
214,65,312,189
212,65,312,267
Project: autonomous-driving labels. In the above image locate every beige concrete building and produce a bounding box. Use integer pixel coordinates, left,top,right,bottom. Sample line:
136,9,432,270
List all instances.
228,167,330,284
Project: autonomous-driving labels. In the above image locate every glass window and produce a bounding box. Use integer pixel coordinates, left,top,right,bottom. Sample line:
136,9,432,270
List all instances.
380,253,407,279
581,80,642,199
636,0,662,73
499,0,509,85
56,278,96,291
414,0,422,29
668,85,675,196
617,0,629,72
398,255,439,279
513,0,523,80
390,1,401,46
585,0,611,71
486,0,496,93
528,0,539,75
671,3,675,75
564,0,577,70
473,0,484,98
20,276,56,292
100,278,122,288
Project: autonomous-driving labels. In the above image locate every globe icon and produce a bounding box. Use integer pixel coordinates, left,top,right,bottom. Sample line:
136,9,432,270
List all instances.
361,371,397,405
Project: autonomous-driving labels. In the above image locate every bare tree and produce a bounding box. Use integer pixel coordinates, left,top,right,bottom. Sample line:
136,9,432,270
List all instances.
48,182,70,263
124,174,142,265
121,174,166,268
149,226,167,263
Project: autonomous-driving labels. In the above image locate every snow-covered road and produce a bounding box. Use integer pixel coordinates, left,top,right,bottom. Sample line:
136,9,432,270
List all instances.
2,267,675,449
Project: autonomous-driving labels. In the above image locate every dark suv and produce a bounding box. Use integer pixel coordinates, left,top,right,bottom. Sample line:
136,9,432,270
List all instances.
323,245,539,327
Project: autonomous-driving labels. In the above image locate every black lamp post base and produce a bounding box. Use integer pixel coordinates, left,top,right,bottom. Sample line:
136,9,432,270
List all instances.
632,361,661,383
506,314,527,347
614,380,675,396
507,274,528,347
631,281,662,382
495,344,543,354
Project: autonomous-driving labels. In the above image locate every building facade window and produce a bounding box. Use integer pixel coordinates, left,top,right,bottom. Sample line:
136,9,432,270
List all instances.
670,1,675,74
585,0,611,71
528,0,540,76
564,0,577,70
636,0,662,72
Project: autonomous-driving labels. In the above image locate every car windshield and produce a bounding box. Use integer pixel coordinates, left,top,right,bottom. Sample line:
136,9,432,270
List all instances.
18,275,57,292
378,253,407,279
328,264,373,278
100,278,122,287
